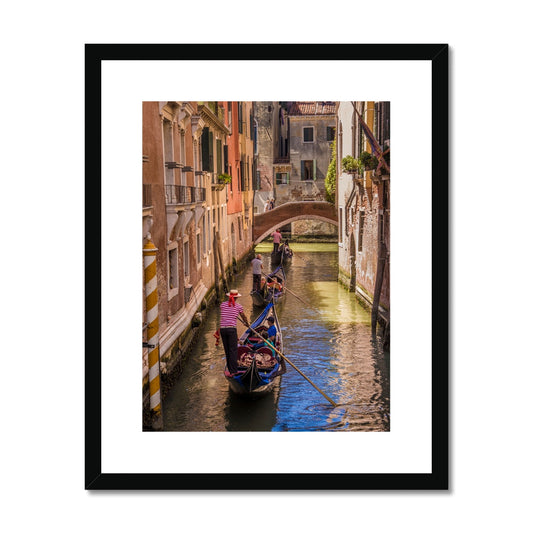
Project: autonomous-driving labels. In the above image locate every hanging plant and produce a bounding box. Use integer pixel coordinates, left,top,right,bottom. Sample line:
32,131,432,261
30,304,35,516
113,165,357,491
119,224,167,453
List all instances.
360,151,379,170
217,173,232,184
341,155,364,174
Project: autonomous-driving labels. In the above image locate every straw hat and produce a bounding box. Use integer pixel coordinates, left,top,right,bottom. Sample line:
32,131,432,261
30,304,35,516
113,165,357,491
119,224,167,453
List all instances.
226,289,242,298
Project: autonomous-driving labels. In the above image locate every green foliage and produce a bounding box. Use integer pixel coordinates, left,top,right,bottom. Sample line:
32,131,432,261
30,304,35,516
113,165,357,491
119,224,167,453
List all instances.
325,140,336,203
360,151,379,170
341,155,364,174
217,173,232,184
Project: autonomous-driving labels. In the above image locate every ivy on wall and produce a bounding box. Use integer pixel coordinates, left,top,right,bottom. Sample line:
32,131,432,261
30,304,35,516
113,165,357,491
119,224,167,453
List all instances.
325,139,336,204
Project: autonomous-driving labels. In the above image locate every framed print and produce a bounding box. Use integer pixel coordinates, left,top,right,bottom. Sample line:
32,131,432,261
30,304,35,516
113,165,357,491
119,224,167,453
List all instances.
86,43,448,490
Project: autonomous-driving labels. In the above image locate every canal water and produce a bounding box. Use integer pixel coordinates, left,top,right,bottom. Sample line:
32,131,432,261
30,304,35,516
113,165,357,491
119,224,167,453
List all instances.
162,243,390,432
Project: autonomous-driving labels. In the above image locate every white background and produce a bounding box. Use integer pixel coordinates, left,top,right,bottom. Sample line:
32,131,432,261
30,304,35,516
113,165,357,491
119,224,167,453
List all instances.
101,59,432,475
2,2,532,532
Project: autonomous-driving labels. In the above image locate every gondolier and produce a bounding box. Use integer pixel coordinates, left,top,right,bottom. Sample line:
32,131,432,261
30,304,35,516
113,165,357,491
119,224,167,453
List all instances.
225,302,286,395
219,289,250,376
251,254,263,292
271,228,282,254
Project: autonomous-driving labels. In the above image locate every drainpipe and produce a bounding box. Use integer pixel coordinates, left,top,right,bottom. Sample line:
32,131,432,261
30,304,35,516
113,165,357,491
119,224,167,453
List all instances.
143,234,163,430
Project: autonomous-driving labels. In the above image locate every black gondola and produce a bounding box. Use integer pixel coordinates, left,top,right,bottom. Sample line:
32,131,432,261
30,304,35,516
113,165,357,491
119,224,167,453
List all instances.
224,302,286,396
271,240,293,266
250,263,286,307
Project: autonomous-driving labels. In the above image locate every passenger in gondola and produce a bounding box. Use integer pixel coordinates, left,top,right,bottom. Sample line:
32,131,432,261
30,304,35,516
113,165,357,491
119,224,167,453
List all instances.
266,316,277,344
268,275,283,293
219,289,250,376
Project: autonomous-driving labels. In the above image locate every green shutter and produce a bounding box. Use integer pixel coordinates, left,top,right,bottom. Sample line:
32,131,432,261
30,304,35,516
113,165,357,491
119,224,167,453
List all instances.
301,160,305,180
201,128,209,171
216,139,222,174
313,160,316,180
208,131,214,172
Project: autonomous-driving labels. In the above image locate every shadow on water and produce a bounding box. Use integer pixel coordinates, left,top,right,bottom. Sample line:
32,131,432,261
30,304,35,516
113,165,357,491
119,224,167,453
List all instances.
223,387,280,432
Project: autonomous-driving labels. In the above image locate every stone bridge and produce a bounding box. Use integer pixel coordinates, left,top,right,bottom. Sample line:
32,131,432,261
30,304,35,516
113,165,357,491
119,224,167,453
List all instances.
252,201,338,243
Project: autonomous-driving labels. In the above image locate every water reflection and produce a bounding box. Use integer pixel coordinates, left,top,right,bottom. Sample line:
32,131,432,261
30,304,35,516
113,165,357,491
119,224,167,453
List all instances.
162,244,389,432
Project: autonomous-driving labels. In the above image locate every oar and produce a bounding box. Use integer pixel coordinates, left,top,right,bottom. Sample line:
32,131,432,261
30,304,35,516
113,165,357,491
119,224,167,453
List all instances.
237,317,337,407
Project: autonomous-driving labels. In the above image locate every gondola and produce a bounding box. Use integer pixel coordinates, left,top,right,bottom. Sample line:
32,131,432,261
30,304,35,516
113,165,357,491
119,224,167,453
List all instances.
250,263,286,307
224,302,286,396
271,240,293,266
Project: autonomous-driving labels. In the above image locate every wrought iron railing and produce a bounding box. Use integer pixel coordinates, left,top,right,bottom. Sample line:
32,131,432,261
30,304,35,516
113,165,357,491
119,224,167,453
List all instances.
165,185,206,205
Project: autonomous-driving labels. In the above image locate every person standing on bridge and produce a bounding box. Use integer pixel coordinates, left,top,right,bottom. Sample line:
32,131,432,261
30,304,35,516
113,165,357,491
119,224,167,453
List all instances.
271,228,282,254
269,198,275,210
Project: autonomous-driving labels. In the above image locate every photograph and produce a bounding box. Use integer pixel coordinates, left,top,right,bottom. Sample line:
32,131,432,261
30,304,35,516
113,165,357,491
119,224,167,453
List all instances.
142,100,391,434
86,43,447,490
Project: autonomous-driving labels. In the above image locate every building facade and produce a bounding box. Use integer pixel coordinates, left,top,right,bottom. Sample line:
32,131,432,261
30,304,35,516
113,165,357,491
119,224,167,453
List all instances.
277,101,337,237
142,101,254,403
336,101,390,329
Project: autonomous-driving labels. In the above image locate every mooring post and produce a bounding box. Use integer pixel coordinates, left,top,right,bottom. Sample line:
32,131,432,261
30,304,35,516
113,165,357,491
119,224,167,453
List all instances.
143,234,163,430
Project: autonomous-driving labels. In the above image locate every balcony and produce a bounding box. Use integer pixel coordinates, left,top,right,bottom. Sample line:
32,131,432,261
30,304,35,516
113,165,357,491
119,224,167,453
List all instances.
165,185,206,205
273,157,290,164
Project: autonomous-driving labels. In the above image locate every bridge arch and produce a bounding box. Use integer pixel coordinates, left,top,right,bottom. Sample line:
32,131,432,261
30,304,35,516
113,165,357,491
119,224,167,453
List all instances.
252,201,338,244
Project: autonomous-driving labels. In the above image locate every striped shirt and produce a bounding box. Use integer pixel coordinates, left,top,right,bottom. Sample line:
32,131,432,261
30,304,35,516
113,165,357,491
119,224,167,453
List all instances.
220,301,244,328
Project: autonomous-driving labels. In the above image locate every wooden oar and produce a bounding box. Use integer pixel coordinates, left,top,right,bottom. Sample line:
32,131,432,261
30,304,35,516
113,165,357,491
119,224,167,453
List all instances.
238,317,337,407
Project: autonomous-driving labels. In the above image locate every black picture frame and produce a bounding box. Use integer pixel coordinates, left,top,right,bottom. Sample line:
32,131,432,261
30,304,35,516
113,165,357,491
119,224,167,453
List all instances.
85,43,448,491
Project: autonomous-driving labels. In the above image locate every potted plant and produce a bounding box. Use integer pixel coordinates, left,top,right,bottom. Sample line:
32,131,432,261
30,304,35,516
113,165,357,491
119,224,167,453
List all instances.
217,173,232,184
360,151,379,171
341,155,364,175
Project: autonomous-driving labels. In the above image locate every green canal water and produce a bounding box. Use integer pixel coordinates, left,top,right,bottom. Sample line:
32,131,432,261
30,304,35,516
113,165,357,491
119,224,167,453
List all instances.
162,242,390,431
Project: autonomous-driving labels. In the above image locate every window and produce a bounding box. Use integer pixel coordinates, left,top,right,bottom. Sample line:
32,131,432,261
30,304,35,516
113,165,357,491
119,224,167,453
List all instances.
358,211,365,252
206,210,211,252
227,102,233,133
303,127,314,142
169,248,178,290
183,240,190,277
326,126,335,141
216,139,222,174
202,216,206,254
180,130,186,166
276,172,289,184
201,128,213,172
238,103,243,134
223,144,228,174
250,110,253,140
301,160,316,180
196,233,201,265
163,119,174,185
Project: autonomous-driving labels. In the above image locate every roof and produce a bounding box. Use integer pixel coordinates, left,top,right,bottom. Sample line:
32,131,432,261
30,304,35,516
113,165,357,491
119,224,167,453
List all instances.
287,101,336,116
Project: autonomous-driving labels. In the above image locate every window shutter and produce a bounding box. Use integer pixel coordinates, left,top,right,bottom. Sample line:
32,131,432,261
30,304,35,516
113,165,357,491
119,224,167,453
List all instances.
223,144,228,173
201,128,209,171
313,160,316,180
216,139,222,174
208,131,214,171
301,160,305,180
